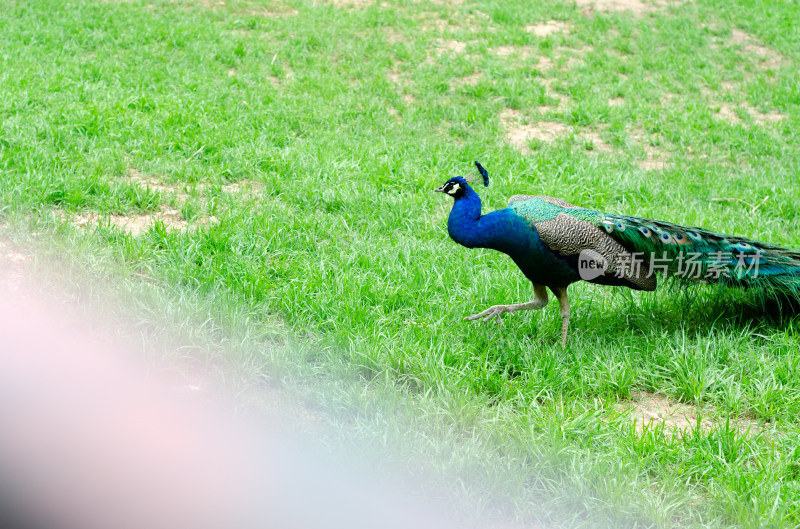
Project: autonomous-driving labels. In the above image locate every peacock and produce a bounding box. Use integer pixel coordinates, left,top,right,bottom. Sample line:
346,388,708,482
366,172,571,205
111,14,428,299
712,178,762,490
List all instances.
436,162,800,345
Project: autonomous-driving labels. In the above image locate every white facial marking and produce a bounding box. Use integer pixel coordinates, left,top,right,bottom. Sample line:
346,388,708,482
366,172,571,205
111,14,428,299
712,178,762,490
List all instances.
447,183,461,195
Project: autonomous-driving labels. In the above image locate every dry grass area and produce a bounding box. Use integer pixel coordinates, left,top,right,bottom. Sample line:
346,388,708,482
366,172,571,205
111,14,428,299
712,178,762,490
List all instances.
0,239,30,292
525,20,571,37
65,209,209,236
59,170,268,236
617,391,761,436
576,0,686,17
494,21,787,168
330,0,373,8
703,86,786,128
500,110,666,168
450,71,484,90
500,109,568,152
618,391,712,435
729,28,786,70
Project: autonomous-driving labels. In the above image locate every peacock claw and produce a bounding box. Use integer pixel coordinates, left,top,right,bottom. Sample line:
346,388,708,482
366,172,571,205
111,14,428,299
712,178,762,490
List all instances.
464,305,510,326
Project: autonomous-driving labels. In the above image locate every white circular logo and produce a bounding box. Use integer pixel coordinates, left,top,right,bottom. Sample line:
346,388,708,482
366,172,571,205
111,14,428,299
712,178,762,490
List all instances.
578,249,608,280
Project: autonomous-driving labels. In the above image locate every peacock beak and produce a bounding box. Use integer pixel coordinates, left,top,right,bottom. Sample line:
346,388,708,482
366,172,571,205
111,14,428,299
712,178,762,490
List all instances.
434,185,446,193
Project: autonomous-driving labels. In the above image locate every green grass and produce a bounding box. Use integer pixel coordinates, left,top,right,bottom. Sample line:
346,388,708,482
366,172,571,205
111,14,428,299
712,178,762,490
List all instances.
2,0,800,526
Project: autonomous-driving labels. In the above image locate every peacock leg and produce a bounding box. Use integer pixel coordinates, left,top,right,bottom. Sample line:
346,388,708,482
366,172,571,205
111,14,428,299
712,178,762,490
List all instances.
550,287,570,346
464,284,549,326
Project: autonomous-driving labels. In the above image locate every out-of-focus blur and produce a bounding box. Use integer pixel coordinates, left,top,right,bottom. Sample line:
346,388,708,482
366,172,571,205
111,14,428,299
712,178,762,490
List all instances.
0,265,463,529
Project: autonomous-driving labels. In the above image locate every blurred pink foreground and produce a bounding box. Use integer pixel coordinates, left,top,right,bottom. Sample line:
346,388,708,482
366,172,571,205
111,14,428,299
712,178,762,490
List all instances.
0,272,459,529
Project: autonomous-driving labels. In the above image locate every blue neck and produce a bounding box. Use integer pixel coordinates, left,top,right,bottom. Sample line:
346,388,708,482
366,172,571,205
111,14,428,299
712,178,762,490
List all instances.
447,188,532,254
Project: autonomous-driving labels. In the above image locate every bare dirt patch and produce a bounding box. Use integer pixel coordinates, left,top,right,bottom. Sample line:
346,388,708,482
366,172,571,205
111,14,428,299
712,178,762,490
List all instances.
127,168,182,197
0,240,30,292
711,99,785,128
659,93,678,105
436,39,467,55
424,39,471,65
246,5,298,16
330,0,372,7
539,78,570,111
450,71,484,90
501,110,613,155
386,69,402,86
384,27,406,44
715,103,741,125
575,0,684,17
581,130,613,154
730,29,785,70
535,57,553,71
617,391,711,435
501,109,569,153
67,210,206,236
608,97,625,106
745,106,785,126
60,169,269,235
555,45,595,71
491,45,533,60
628,127,672,170
525,20,571,37
386,66,415,103
126,168,263,200
415,9,487,34
617,391,761,436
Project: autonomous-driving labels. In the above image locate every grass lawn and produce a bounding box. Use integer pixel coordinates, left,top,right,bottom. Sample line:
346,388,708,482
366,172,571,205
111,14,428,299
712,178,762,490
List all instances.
1,0,800,526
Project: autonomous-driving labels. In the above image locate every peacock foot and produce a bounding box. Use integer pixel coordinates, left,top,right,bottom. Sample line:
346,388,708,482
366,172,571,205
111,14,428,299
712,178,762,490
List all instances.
464,305,514,326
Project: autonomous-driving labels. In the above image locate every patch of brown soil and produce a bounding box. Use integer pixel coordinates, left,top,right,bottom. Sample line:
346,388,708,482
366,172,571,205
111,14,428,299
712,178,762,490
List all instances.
416,9,487,34
330,0,372,7
126,168,263,200
491,45,533,60
659,92,679,105
386,66,415,103
712,100,785,128
556,45,595,71
730,29,785,69
627,127,671,170
581,130,613,154
575,0,683,17
126,168,190,202
617,391,761,436
386,69,402,85
501,110,616,155
715,103,741,125
745,106,785,126
61,170,270,235
501,110,569,153
525,20,571,37
0,240,29,292
608,97,625,106
435,39,467,55
67,210,218,236
636,158,671,171
450,71,484,90
424,39,470,65
539,78,570,111
617,391,710,435
535,57,553,71
384,27,406,44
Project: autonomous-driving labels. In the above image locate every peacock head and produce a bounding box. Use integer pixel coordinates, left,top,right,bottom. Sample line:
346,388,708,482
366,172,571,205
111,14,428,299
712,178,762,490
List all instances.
434,161,490,199
434,176,470,199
